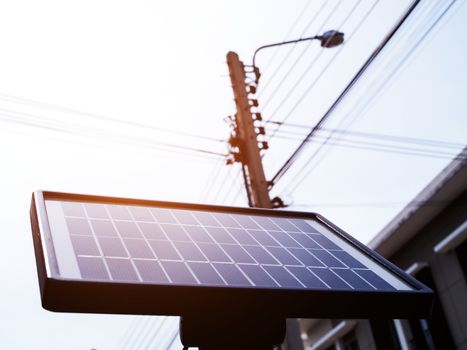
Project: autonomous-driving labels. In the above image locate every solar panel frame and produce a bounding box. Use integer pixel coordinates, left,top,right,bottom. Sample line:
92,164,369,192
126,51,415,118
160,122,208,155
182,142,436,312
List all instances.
30,190,433,319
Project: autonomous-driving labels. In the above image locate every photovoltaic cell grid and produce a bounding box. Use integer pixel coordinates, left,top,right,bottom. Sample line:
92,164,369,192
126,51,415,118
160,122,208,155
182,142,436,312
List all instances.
54,200,396,292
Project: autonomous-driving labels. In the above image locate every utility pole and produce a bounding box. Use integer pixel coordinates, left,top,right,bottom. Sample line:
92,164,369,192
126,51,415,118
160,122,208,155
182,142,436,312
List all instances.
226,51,302,350
226,51,272,209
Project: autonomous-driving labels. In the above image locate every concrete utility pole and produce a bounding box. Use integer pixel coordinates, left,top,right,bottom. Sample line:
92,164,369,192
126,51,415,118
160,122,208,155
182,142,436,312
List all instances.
226,51,303,350
226,51,272,209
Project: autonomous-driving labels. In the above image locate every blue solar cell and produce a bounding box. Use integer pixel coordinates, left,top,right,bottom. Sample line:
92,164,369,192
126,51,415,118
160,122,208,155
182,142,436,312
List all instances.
265,247,301,266
114,221,142,238
238,264,278,287
54,199,404,292
134,260,169,283
247,230,281,247
354,269,395,291
123,239,154,259
289,233,322,249
160,224,191,242
252,216,282,231
62,202,86,217
98,237,128,257
91,220,118,237
310,234,342,250
129,206,154,222
172,241,206,262
289,219,319,233
212,263,252,286
310,250,346,268
85,203,109,219
271,218,300,232
205,227,236,244
330,250,366,268
268,231,302,248
77,256,109,280
184,225,214,243
288,248,325,267
213,213,241,228
188,262,225,285
106,258,139,282
332,269,373,290
227,228,257,245
138,222,167,240
148,240,181,260
243,245,279,265
192,211,220,227
221,244,256,264
262,265,303,288
310,268,350,289
287,266,328,289
197,243,231,262
172,210,198,225
66,218,93,236
107,205,132,220
150,208,177,223
160,261,197,284
70,235,100,256
235,215,261,229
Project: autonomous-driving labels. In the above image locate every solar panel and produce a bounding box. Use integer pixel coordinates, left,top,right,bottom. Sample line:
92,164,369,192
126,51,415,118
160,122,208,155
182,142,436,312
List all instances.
31,191,433,319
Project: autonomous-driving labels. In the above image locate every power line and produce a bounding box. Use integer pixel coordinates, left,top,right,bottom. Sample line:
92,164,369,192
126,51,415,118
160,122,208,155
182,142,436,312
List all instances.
291,199,455,208
267,133,466,161
282,0,457,195
220,166,244,205
266,0,378,141
200,158,225,202
0,92,226,143
265,123,465,150
0,108,227,159
257,0,329,99
269,0,420,188
209,165,233,204
259,0,347,112
259,0,316,75
116,317,142,350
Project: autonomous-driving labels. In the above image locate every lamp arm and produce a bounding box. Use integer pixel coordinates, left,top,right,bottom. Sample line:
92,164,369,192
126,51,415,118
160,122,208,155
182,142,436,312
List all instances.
252,35,319,67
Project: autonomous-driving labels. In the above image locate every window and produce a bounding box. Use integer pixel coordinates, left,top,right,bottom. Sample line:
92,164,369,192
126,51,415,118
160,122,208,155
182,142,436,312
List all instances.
455,239,467,280
342,331,360,350
370,319,401,350
408,267,455,350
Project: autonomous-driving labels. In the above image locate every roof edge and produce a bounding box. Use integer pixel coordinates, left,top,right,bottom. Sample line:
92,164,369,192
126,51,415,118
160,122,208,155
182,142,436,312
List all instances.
369,151,467,257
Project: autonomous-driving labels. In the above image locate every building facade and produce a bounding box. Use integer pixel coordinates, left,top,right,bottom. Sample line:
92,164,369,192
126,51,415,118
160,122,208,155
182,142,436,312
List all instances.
300,158,467,350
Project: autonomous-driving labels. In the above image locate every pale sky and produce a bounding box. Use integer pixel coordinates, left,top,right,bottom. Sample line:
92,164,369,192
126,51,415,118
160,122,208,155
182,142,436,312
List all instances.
0,0,466,349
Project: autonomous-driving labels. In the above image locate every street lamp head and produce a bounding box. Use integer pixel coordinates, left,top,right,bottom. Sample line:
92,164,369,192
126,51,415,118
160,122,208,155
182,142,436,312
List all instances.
251,29,345,79
317,30,345,48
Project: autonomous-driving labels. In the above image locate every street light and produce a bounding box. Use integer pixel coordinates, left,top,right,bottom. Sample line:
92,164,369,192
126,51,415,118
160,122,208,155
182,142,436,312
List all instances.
251,30,344,81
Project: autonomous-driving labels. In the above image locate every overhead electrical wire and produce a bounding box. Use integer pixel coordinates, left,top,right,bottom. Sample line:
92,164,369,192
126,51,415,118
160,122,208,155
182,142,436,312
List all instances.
220,166,244,205
291,136,464,160
269,0,421,189
282,0,458,195
257,0,329,99
259,0,347,111
265,0,379,142
116,317,143,350
0,108,227,160
259,0,316,76
209,166,233,204
264,124,465,153
0,92,225,143
292,199,456,208
199,158,225,202
265,121,465,149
